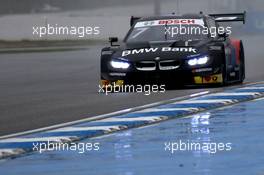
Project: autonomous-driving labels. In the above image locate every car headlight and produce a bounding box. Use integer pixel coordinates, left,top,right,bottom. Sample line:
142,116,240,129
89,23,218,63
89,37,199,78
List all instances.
110,59,130,69
187,55,209,66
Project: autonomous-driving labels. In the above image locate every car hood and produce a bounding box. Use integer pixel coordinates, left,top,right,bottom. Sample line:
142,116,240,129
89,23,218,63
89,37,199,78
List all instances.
112,40,211,62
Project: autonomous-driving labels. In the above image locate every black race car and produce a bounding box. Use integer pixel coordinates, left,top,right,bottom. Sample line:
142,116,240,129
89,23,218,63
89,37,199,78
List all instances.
100,12,246,88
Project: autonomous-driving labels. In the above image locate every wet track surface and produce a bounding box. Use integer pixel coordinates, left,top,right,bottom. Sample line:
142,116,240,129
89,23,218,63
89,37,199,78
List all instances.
1,97,263,175
0,46,208,136
0,35,264,136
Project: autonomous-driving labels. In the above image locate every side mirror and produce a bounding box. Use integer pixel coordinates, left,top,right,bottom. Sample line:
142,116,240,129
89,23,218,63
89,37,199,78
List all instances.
218,32,228,38
109,37,119,46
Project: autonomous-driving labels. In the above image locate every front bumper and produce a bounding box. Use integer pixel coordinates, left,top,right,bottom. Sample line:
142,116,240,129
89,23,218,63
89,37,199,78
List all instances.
101,67,223,86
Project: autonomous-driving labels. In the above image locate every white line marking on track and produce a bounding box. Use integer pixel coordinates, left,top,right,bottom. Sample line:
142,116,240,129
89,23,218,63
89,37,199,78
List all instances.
0,149,26,156
190,91,210,97
173,99,234,104
0,136,77,143
48,126,124,133
207,92,261,96
239,87,264,90
135,107,200,113
96,116,168,123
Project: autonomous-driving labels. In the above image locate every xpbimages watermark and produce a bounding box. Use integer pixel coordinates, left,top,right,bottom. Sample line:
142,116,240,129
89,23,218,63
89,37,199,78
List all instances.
32,141,100,154
134,19,232,38
32,24,100,38
98,83,166,95
164,24,232,38
164,140,232,154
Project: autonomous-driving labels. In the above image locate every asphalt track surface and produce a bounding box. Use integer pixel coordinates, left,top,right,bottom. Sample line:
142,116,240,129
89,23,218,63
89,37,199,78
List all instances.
0,35,263,136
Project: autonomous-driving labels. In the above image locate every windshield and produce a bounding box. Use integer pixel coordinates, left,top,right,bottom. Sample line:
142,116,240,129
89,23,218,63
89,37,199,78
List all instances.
125,18,209,42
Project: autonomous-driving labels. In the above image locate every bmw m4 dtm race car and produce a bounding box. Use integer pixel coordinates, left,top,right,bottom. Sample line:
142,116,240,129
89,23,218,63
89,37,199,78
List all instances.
100,12,246,88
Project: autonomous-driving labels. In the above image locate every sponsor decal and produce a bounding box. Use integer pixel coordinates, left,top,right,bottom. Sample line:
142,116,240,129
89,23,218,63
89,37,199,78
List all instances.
209,46,222,51
194,74,223,84
122,47,197,57
134,19,204,28
192,68,213,73
109,73,127,76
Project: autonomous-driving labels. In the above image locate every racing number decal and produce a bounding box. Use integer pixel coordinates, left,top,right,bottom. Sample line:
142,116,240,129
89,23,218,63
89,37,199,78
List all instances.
130,28,148,39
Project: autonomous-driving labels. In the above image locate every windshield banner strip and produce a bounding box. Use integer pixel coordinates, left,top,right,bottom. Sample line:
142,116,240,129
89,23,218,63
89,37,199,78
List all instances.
134,19,204,28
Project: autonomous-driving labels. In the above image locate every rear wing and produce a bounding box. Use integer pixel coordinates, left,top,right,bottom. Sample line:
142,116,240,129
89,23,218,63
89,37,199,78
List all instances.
130,11,246,27
209,11,246,24
130,16,141,27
